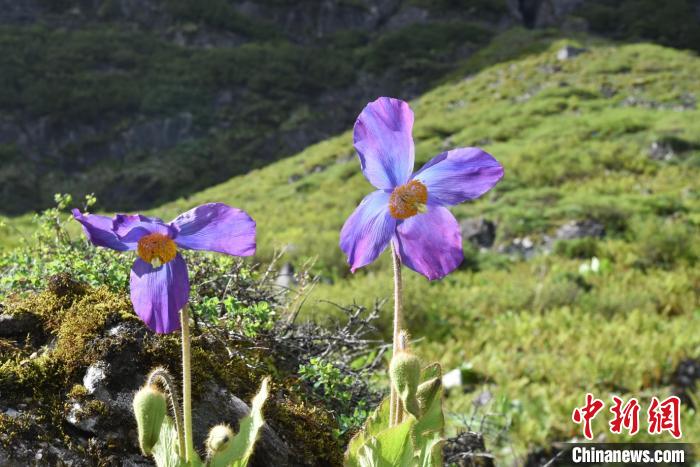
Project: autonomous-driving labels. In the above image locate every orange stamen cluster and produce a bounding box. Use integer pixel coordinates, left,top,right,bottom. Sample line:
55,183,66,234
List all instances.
388,180,428,219
137,233,177,267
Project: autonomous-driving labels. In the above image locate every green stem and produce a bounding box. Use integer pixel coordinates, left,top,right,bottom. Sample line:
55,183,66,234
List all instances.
181,304,195,463
147,367,186,458
389,243,404,427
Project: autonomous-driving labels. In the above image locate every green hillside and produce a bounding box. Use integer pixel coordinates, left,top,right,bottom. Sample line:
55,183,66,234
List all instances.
3,29,700,460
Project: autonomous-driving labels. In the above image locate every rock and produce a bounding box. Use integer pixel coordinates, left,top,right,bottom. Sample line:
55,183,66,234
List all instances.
3,407,20,418
275,262,296,290
194,384,290,467
384,5,429,30
443,431,494,467
508,0,585,28
556,45,587,60
83,361,110,397
460,218,496,249
649,140,675,161
66,401,100,434
499,236,537,259
0,312,39,337
672,358,700,407
555,219,605,240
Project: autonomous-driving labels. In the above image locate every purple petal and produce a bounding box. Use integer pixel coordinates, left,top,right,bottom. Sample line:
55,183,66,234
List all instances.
393,205,463,280
129,254,189,334
170,203,256,256
412,148,504,206
340,190,396,273
72,209,130,251
353,97,415,190
113,214,175,247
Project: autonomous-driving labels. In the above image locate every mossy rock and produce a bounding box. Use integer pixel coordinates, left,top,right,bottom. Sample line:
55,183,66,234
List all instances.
0,275,343,466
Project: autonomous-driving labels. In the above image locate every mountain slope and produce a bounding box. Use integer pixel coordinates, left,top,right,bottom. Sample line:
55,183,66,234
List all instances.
3,29,700,459
2,0,700,216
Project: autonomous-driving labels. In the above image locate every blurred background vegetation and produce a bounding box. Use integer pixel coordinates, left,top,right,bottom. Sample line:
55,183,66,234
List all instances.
1,0,700,464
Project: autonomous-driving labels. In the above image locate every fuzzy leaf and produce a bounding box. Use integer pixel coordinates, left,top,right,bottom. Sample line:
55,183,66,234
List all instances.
374,416,416,466
151,416,189,467
346,397,390,464
349,417,416,467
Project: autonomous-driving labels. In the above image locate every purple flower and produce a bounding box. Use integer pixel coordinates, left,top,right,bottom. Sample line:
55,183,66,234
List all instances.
340,97,504,280
73,203,256,333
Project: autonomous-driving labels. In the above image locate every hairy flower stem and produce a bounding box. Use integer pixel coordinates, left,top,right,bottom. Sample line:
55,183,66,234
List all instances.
180,304,195,463
147,367,186,458
389,243,404,427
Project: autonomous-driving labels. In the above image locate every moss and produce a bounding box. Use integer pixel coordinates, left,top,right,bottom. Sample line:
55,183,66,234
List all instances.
0,281,134,441
268,392,344,466
67,384,89,399
0,413,32,448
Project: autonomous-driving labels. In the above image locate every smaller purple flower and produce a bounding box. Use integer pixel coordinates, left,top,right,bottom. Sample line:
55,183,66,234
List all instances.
340,97,504,280
73,203,256,333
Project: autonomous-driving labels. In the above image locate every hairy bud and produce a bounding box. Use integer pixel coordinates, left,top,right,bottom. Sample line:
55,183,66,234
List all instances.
390,351,421,417
207,424,235,455
416,377,441,414
133,385,167,455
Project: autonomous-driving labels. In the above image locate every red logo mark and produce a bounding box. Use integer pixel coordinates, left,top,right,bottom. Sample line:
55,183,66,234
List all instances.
572,393,605,440
647,396,682,439
609,396,640,435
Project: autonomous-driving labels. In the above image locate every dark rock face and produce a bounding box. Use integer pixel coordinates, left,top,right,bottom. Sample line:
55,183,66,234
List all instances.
232,0,402,40
509,0,585,28
443,431,494,466
0,312,40,338
0,0,42,24
460,217,497,249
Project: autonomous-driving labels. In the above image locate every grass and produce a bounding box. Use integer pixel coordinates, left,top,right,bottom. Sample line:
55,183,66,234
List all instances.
2,28,700,461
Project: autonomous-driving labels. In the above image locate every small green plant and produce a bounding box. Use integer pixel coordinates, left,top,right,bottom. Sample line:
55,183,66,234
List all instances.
0,194,130,296
299,357,370,437
345,337,445,466
193,296,274,337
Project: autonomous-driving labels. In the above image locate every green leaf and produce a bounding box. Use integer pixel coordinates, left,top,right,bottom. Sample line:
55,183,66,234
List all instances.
418,435,444,467
346,398,390,464
151,416,189,467
414,383,444,439
374,416,416,466
412,377,444,467
208,377,271,467
347,416,416,467
420,363,442,381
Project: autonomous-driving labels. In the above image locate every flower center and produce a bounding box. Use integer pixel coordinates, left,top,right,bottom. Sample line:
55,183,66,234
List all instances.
389,180,428,220
137,233,177,268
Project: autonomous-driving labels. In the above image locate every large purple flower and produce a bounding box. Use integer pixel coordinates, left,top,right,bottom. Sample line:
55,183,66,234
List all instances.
340,97,504,280
73,203,256,333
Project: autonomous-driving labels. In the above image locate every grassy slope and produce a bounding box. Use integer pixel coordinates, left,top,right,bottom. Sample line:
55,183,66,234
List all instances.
4,29,700,458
